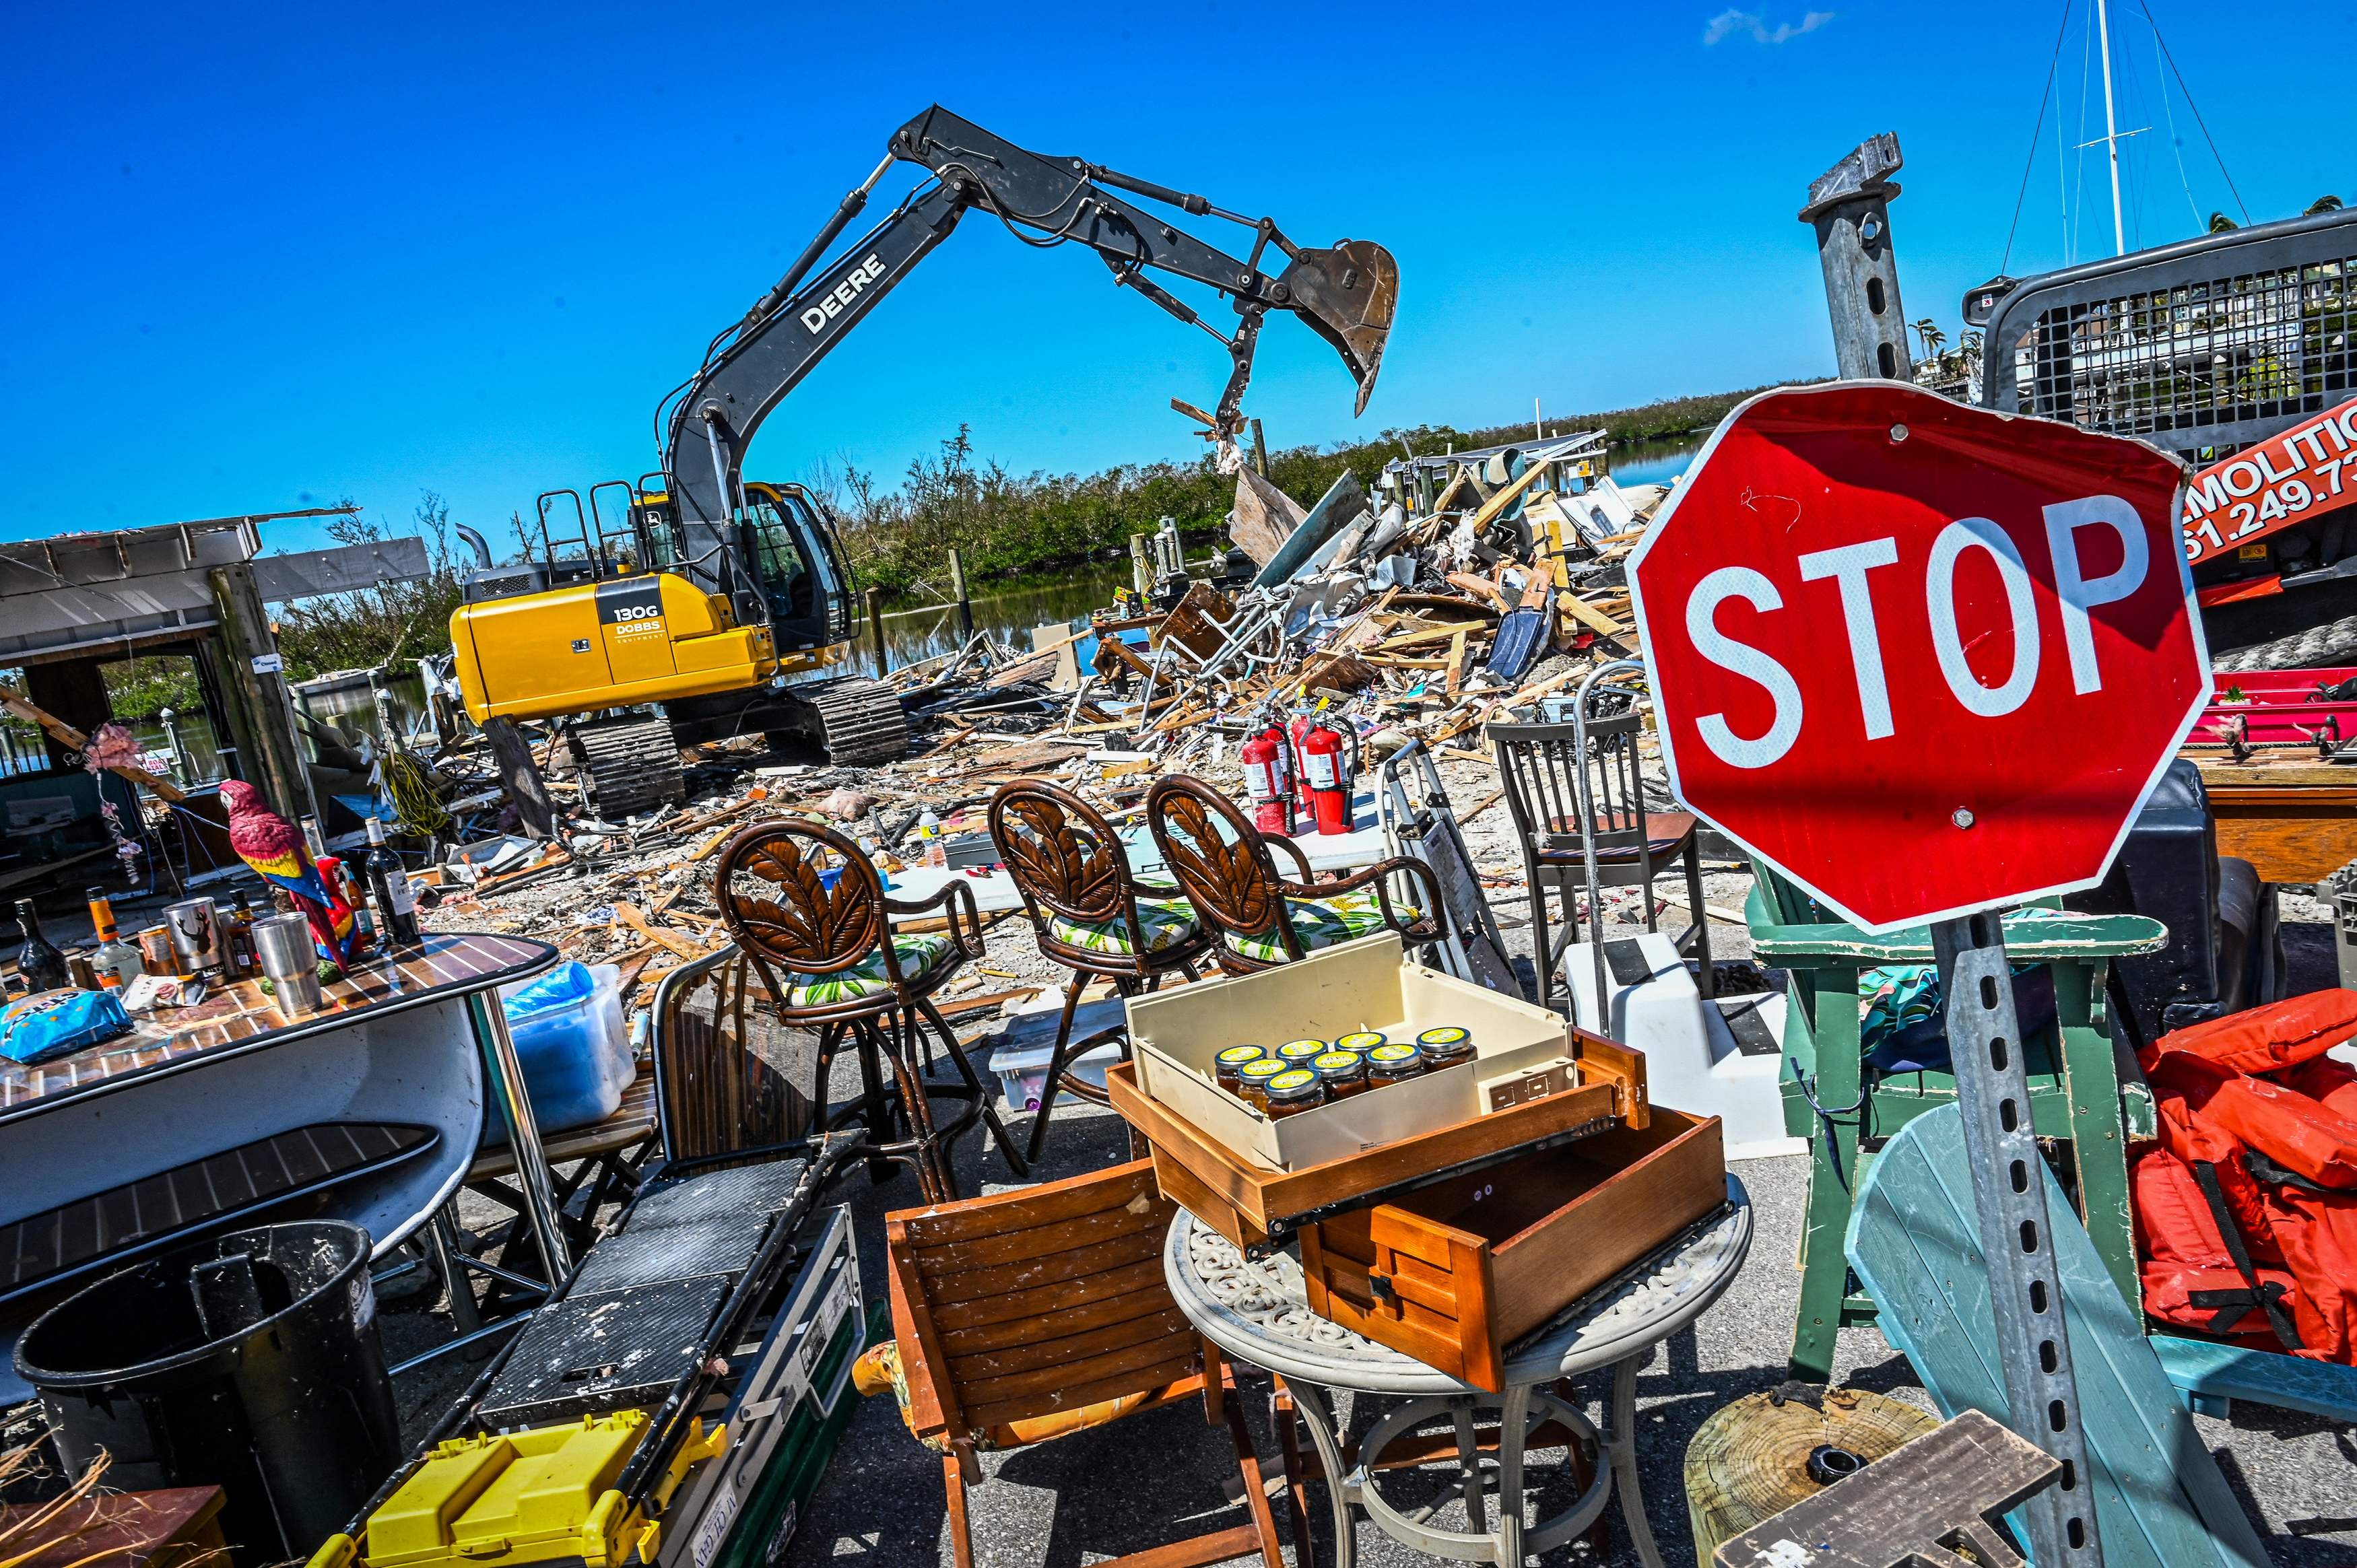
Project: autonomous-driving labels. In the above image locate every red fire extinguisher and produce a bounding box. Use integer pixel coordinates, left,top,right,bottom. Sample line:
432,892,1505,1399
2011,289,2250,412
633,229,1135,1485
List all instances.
1300,716,1357,836
1286,709,1316,815
1240,725,1294,835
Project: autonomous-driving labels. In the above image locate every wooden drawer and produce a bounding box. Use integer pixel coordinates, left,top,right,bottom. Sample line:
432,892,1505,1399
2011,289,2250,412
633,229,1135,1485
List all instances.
1106,1033,1648,1256
1298,1108,1725,1390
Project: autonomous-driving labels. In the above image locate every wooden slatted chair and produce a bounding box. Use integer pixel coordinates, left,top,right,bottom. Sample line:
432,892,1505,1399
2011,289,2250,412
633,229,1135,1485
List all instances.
871,1159,1284,1568
1144,774,1442,976
988,780,1215,1163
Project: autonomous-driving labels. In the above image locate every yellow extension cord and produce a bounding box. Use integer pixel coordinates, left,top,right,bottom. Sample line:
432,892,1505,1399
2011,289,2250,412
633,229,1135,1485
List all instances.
382,747,453,838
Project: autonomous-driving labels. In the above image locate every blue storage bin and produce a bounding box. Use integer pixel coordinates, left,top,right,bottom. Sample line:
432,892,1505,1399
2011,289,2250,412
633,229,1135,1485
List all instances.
490,961,630,1137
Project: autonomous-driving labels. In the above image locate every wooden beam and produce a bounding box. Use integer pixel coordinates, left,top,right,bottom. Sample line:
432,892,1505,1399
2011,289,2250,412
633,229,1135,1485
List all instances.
0,689,185,801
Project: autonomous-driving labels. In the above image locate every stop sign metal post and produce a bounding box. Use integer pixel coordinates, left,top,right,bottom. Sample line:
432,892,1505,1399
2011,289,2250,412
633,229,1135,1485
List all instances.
1631,382,2207,1568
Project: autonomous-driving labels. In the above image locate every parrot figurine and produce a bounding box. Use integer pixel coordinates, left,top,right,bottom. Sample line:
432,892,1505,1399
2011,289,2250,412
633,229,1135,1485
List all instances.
221,778,362,968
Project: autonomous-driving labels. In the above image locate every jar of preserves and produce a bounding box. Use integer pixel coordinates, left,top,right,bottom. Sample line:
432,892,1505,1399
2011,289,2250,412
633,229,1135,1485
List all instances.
1236,1057,1290,1112
1275,1038,1329,1068
1416,1026,1475,1071
1335,1031,1387,1056
1312,1050,1369,1098
1214,1044,1268,1093
1263,1068,1325,1118
1366,1042,1425,1087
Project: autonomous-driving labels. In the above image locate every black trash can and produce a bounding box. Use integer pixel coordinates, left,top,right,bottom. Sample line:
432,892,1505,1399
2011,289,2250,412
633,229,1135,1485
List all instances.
13,1220,402,1565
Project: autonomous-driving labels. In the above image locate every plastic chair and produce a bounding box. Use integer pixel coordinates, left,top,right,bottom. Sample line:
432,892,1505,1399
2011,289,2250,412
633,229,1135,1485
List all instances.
1488,679,1715,1014
1143,774,1442,975
987,780,1214,1163
712,818,1027,1200
867,1159,1284,1568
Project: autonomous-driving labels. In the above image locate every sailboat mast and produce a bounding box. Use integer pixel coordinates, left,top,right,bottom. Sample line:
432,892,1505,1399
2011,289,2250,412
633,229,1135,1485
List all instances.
2096,0,2127,254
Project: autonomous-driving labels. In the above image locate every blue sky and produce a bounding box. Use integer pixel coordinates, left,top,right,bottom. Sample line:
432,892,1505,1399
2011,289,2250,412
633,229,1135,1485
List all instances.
5,0,2337,553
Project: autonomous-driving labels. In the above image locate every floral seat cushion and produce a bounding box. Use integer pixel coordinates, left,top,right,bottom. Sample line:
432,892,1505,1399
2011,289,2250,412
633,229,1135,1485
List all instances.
1229,887,1420,965
783,932,954,1008
1046,895,1200,956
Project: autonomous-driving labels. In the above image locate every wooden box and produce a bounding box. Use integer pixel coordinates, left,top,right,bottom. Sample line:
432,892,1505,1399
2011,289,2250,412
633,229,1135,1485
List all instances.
1108,1034,1649,1258
1127,934,1645,1173
1297,1107,1725,1390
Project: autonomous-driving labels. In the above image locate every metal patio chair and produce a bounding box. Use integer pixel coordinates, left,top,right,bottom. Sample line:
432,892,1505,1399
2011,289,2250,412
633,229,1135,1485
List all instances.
988,779,1214,1163
712,818,1028,1200
1143,774,1442,976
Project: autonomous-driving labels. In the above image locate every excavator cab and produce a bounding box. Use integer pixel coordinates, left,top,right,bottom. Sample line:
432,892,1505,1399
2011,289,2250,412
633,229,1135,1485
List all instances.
738,482,854,652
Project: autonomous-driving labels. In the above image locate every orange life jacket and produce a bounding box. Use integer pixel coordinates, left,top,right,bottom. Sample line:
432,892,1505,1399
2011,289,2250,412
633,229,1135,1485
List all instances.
2137,989,2357,1364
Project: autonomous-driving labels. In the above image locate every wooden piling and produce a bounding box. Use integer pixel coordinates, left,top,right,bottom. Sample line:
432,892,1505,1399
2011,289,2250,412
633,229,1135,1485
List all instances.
206,561,319,824
865,586,889,677
1129,533,1152,596
947,549,975,642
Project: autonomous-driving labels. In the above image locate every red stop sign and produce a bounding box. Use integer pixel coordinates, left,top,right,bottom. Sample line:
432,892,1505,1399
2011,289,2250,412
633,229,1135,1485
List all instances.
1628,382,2207,931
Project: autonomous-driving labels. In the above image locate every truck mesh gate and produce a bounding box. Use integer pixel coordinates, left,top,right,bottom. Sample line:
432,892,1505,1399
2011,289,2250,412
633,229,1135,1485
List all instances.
1983,212,2357,462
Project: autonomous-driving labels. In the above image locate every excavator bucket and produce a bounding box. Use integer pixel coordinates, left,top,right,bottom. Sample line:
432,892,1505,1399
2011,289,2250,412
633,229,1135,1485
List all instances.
1280,239,1397,416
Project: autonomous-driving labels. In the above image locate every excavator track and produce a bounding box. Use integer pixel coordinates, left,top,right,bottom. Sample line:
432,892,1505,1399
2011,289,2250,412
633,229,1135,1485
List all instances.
799,678,909,766
567,715,688,820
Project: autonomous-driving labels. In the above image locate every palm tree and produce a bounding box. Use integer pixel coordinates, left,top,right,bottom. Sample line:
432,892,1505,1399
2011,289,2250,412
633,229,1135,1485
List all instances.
1913,318,1947,361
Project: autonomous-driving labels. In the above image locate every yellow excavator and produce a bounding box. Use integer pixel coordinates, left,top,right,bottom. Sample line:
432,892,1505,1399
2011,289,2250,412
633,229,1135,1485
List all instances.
448,104,1397,816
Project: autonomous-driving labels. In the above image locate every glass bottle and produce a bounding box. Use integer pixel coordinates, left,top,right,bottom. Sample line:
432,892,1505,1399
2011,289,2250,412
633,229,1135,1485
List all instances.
362,817,422,948
12,899,70,994
86,887,145,990
222,891,261,979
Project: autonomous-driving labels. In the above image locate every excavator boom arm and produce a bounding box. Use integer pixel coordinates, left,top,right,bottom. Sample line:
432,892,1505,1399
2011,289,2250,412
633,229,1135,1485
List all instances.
661,105,1394,623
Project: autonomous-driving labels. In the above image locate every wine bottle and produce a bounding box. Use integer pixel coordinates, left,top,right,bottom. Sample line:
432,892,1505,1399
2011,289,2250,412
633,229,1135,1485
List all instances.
362,817,422,947
13,899,70,994
86,887,145,990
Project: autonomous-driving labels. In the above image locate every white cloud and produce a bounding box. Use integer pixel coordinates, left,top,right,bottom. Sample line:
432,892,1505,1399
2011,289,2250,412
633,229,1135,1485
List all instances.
1702,8,1834,44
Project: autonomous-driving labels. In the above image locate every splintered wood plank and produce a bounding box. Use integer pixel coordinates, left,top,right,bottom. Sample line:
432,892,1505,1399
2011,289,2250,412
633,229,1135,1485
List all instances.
1559,594,1630,637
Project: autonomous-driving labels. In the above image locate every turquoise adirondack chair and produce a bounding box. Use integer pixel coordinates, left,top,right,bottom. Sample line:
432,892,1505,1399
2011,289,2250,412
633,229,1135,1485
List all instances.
1848,1104,2271,1568
1746,866,2166,1382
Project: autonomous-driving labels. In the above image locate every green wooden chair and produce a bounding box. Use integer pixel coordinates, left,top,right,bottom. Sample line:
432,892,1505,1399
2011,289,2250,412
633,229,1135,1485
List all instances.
1746,866,2167,1382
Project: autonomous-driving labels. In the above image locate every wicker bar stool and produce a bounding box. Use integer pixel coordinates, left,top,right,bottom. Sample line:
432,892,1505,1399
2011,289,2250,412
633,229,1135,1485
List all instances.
989,780,1216,1162
712,818,1028,1200
1143,774,1445,976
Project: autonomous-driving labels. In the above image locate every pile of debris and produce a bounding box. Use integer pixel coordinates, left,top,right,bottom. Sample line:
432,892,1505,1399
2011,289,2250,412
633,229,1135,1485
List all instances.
403,435,1684,1037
